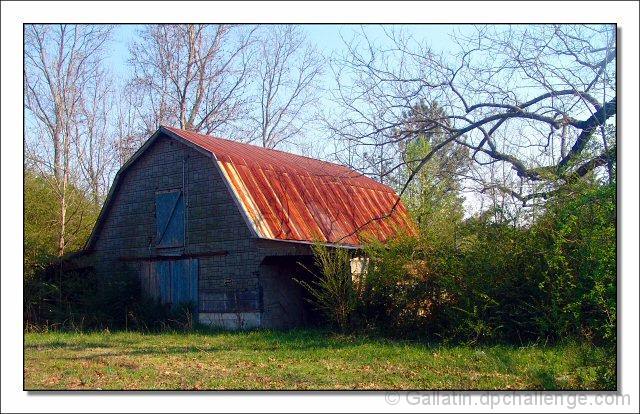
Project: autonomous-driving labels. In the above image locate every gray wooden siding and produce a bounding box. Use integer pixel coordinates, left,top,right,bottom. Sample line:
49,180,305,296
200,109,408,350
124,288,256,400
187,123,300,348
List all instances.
89,134,315,328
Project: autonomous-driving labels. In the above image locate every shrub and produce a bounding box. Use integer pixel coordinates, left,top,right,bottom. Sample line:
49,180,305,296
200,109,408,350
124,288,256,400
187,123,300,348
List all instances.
535,183,616,347
24,265,99,331
360,235,461,339
296,244,357,332
24,260,198,332
24,261,139,331
357,182,616,347
24,171,100,280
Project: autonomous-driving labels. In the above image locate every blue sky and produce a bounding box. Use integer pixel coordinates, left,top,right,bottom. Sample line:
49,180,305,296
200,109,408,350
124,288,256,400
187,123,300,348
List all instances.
103,24,468,159
107,24,462,82
106,24,466,152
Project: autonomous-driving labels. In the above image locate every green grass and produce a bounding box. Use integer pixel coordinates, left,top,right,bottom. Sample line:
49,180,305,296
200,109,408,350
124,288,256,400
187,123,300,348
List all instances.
24,329,611,390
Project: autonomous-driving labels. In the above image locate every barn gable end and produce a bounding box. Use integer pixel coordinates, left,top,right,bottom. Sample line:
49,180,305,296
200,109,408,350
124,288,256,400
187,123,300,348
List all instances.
88,134,274,328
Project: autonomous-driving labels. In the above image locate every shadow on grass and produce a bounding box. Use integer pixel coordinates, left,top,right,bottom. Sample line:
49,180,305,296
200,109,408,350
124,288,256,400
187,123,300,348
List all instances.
25,328,583,363
25,329,393,358
24,341,133,350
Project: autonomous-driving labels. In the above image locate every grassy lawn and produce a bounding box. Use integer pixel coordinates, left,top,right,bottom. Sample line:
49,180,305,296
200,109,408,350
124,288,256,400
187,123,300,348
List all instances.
24,329,610,390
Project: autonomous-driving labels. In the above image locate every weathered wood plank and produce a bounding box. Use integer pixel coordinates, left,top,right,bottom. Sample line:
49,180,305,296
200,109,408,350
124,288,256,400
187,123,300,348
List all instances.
156,261,171,304
190,259,199,312
118,250,228,261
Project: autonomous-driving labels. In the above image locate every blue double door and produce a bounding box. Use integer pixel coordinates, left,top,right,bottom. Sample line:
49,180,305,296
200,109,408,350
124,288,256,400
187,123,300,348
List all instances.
141,259,198,311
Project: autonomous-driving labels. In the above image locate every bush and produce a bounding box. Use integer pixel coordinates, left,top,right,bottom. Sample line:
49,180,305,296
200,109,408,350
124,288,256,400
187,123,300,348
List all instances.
24,171,100,280
24,260,197,332
536,183,616,346
296,244,357,332
25,261,137,331
24,265,99,331
360,235,460,339
355,182,616,348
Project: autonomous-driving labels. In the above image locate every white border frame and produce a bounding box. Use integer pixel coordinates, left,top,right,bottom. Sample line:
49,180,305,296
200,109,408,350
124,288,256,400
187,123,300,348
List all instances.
3,2,638,413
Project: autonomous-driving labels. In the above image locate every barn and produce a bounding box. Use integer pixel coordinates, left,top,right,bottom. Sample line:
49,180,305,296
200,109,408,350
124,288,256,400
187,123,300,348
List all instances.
83,126,414,329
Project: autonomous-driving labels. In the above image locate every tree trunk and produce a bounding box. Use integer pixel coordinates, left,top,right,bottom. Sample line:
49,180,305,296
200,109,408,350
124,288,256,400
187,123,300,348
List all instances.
58,129,71,257
53,129,62,182
58,183,67,257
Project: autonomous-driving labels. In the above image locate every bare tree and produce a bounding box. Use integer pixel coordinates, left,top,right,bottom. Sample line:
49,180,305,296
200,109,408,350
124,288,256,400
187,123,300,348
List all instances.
74,70,117,204
25,24,113,255
249,25,323,149
128,24,256,136
113,86,146,166
328,25,616,220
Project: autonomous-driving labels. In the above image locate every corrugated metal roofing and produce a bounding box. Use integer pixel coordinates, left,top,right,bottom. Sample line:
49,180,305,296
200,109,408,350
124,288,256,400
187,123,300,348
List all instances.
163,126,415,247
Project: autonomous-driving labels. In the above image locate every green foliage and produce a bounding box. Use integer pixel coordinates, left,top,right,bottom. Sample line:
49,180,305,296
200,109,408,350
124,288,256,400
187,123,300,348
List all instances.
24,266,97,330
361,185,616,349
394,101,469,237
536,183,617,346
24,263,137,331
358,182,616,352
299,183,615,376
24,262,197,332
24,173,58,280
359,235,458,338
24,171,100,279
296,244,357,331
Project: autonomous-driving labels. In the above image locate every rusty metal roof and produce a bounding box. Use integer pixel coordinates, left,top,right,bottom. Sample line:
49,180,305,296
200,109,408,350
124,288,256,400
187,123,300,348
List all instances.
162,126,415,247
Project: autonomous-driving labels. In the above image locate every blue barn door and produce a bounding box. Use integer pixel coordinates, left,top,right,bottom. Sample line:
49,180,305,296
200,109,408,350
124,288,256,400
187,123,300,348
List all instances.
155,190,185,248
156,261,172,304
143,259,198,311
170,259,198,311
